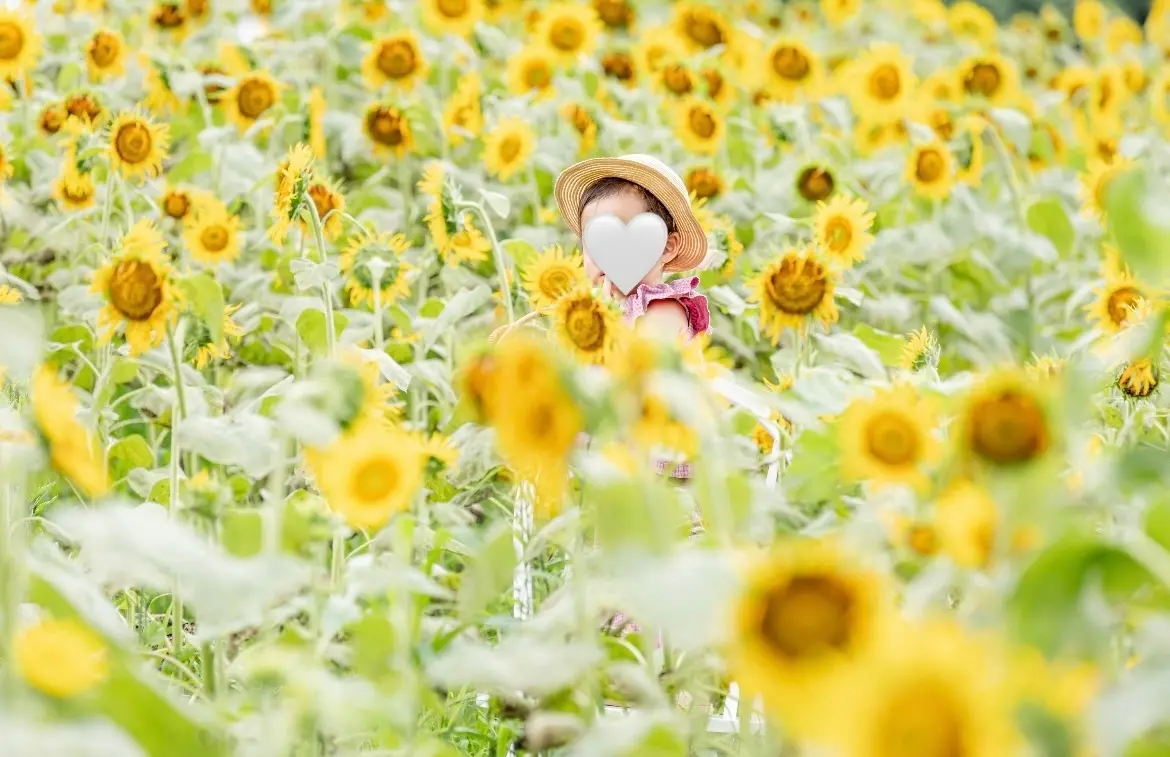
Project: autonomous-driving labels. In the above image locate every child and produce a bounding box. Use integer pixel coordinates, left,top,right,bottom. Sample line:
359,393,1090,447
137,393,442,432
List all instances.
554,154,711,340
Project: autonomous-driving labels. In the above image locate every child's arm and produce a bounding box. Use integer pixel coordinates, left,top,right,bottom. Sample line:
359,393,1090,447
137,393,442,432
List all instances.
637,299,690,336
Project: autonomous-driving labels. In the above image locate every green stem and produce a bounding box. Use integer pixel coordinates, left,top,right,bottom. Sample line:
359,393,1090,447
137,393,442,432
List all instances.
458,201,514,324
98,170,116,252
984,126,1034,358
165,321,187,651
330,533,344,587
372,267,385,353
398,158,413,225
200,640,217,697
306,199,337,359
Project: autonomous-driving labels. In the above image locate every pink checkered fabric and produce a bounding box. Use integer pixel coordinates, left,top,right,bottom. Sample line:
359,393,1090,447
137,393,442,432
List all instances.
621,277,711,338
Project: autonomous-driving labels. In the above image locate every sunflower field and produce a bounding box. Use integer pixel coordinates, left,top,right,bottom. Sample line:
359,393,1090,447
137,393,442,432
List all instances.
9,0,1170,754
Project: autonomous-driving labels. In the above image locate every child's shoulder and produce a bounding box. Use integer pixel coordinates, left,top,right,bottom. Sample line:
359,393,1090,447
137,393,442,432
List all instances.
625,277,710,336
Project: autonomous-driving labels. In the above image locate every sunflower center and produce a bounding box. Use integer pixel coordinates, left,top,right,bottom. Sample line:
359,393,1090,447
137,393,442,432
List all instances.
687,169,721,199
703,68,725,98
238,78,276,120
41,106,64,134
63,181,93,204
824,217,853,252
367,109,405,146
663,64,693,94
199,64,228,103
377,40,417,79
601,52,634,81
199,224,230,253
868,63,902,100
968,390,1048,465
451,230,472,249
564,300,608,352
760,574,854,660
688,106,717,139
964,62,1002,98
352,457,400,504
497,135,522,163
0,21,24,61
89,32,119,68
153,4,186,28
684,11,724,48
595,0,631,29
568,106,592,135
1120,359,1158,398
109,260,164,321
163,192,190,219
538,267,574,301
772,46,810,81
524,60,551,88
915,150,946,183
187,0,209,17
907,525,938,556
1106,286,1142,326
114,122,154,165
797,166,834,201
765,258,829,315
549,18,584,52
875,680,965,757
66,95,102,122
864,411,920,466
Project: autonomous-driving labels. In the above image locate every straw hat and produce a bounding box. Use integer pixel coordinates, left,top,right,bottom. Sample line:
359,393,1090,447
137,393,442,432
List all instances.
554,153,708,272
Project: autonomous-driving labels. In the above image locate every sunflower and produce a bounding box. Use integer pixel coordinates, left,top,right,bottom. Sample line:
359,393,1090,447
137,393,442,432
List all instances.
933,478,999,569
536,3,601,66
1107,16,1144,53
363,103,414,158
64,92,106,128
444,213,492,266
362,31,427,91
813,195,875,268
191,304,244,370
764,38,821,101
1119,358,1159,398
183,206,241,265
831,621,1021,757
186,0,211,23
633,392,699,458
339,230,414,308
310,422,424,531
899,327,938,371
1073,0,1105,41
957,369,1052,469
552,285,620,365
600,49,637,86
224,71,282,132
685,167,724,200
484,116,535,181
198,63,230,105
795,164,836,202
142,61,181,115
953,115,986,187
304,178,345,239
672,2,729,51
905,141,955,200
84,28,125,81
947,0,997,45
442,72,483,145
633,26,687,80
0,285,20,305
522,245,586,309
160,185,203,221
748,246,839,341
0,10,42,79
91,220,180,356
420,0,483,37
506,45,556,100
1078,157,1131,221
1089,64,1127,125
268,143,314,244
821,0,861,26
39,103,66,135
107,111,169,179
1028,120,1066,171
1087,260,1147,333
561,103,598,156
727,538,890,734
150,2,189,38
958,53,1018,105
14,618,109,698
654,58,697,98
307,87,326,159
848,43,917,121
594,0,634,30
30,365,109,498
675,97,724,154
838,383,940,491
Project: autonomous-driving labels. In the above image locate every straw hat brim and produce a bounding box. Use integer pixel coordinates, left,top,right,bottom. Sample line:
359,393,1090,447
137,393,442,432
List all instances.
554,157,708,272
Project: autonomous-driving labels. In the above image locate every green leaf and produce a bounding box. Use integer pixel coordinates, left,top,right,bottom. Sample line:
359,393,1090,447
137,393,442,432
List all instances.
295,308,348,356
783,425,842,504
1026,197,1074,257
420,298,445,319
108,435,153,479
1106,168,1170,286
222,509,263,558
349,612,396,681
456,522,517,622
479,189,510,219
851,323,905,366
503,238,538,271
179,274,226,344
1146,500,1170,554
167,151,214,184
110,357,139,385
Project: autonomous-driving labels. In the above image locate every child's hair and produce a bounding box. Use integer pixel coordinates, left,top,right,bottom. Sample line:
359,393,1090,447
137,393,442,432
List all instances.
578,177,677,233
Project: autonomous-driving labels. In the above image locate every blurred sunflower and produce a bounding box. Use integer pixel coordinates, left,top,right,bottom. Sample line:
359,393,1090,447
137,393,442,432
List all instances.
224,71,282,132
0,10,42,79
30,365,109,498
821,0,861,26
1118,358,1159,398
339,230,414,308
673,2,730,51
685,166,724,200
160,185,202,221
1107,15,1143,52
310,423,424,531
420,0,483,37
91,220,181,356
14,618,109,698
633,392,698,458
1073,0,1105,41
304,177,346,239
633,26,686,80
934,478,999,569
363,103,414,158
764,38,821,101
956,369,1052,469
445,213,492,266
150,3,189,39
560,103,598,155
362,31,427,91
654,58,697,99
553,284,620,364
796,164,836,202
191,304,244,370
947,0,997,45
268,143,315,245
848,43,916,121
142,60,181,115
813,195,875,268
84,28,125,81
838,383,939,491
506,45,556,100
748,246,839,341
600,48,637,87
1086,258,1147,333
522,245,586,309
536,3,601,65
51,165,95,211
184,206,241,265
905,140,955,199
958,53,1018,105
899,327,937,371
443,72,483,144
484,116,535,181
675,97,724,154
107,111,169,179
307,87,326,159
594,0,634,30
1078,156,1131,220
953,116,986,186
64,92,106,129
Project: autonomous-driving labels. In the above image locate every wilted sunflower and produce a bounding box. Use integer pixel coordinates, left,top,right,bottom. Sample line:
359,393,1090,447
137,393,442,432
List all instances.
506,45,556,100
339,230,414,308
363,103,414,158
107,111,170,179
484,116,535,181
813,195,875,267
948,0,998,44
191,304,244,370
224,71,282,132
310,422,424,531
442,72,483,145
899,327,937,370
522,244,586,309
675,97,724,154
307,87,326,159
905,140,955,199
838,383,940,491
14,617,109,698
672,2,729,51
1119,358,1159,398
727,539,890,734
848,43,917,121
84,28,125,81
685,167,724,200
957,369,1052,469
795,163,836,202
536,3,601,65
749,246,839,341
91,220,180,356
958,53,1018,105
420,0,483,37
553,285,620,364
560,103,598,155
183,206,241,265
764,38,821,101
362,31,427,91
1078,157,1131,221
304,178,346,239
0,10,41,79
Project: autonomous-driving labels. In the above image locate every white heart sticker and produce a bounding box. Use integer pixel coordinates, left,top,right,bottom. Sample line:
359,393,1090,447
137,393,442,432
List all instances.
582,213,668,296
